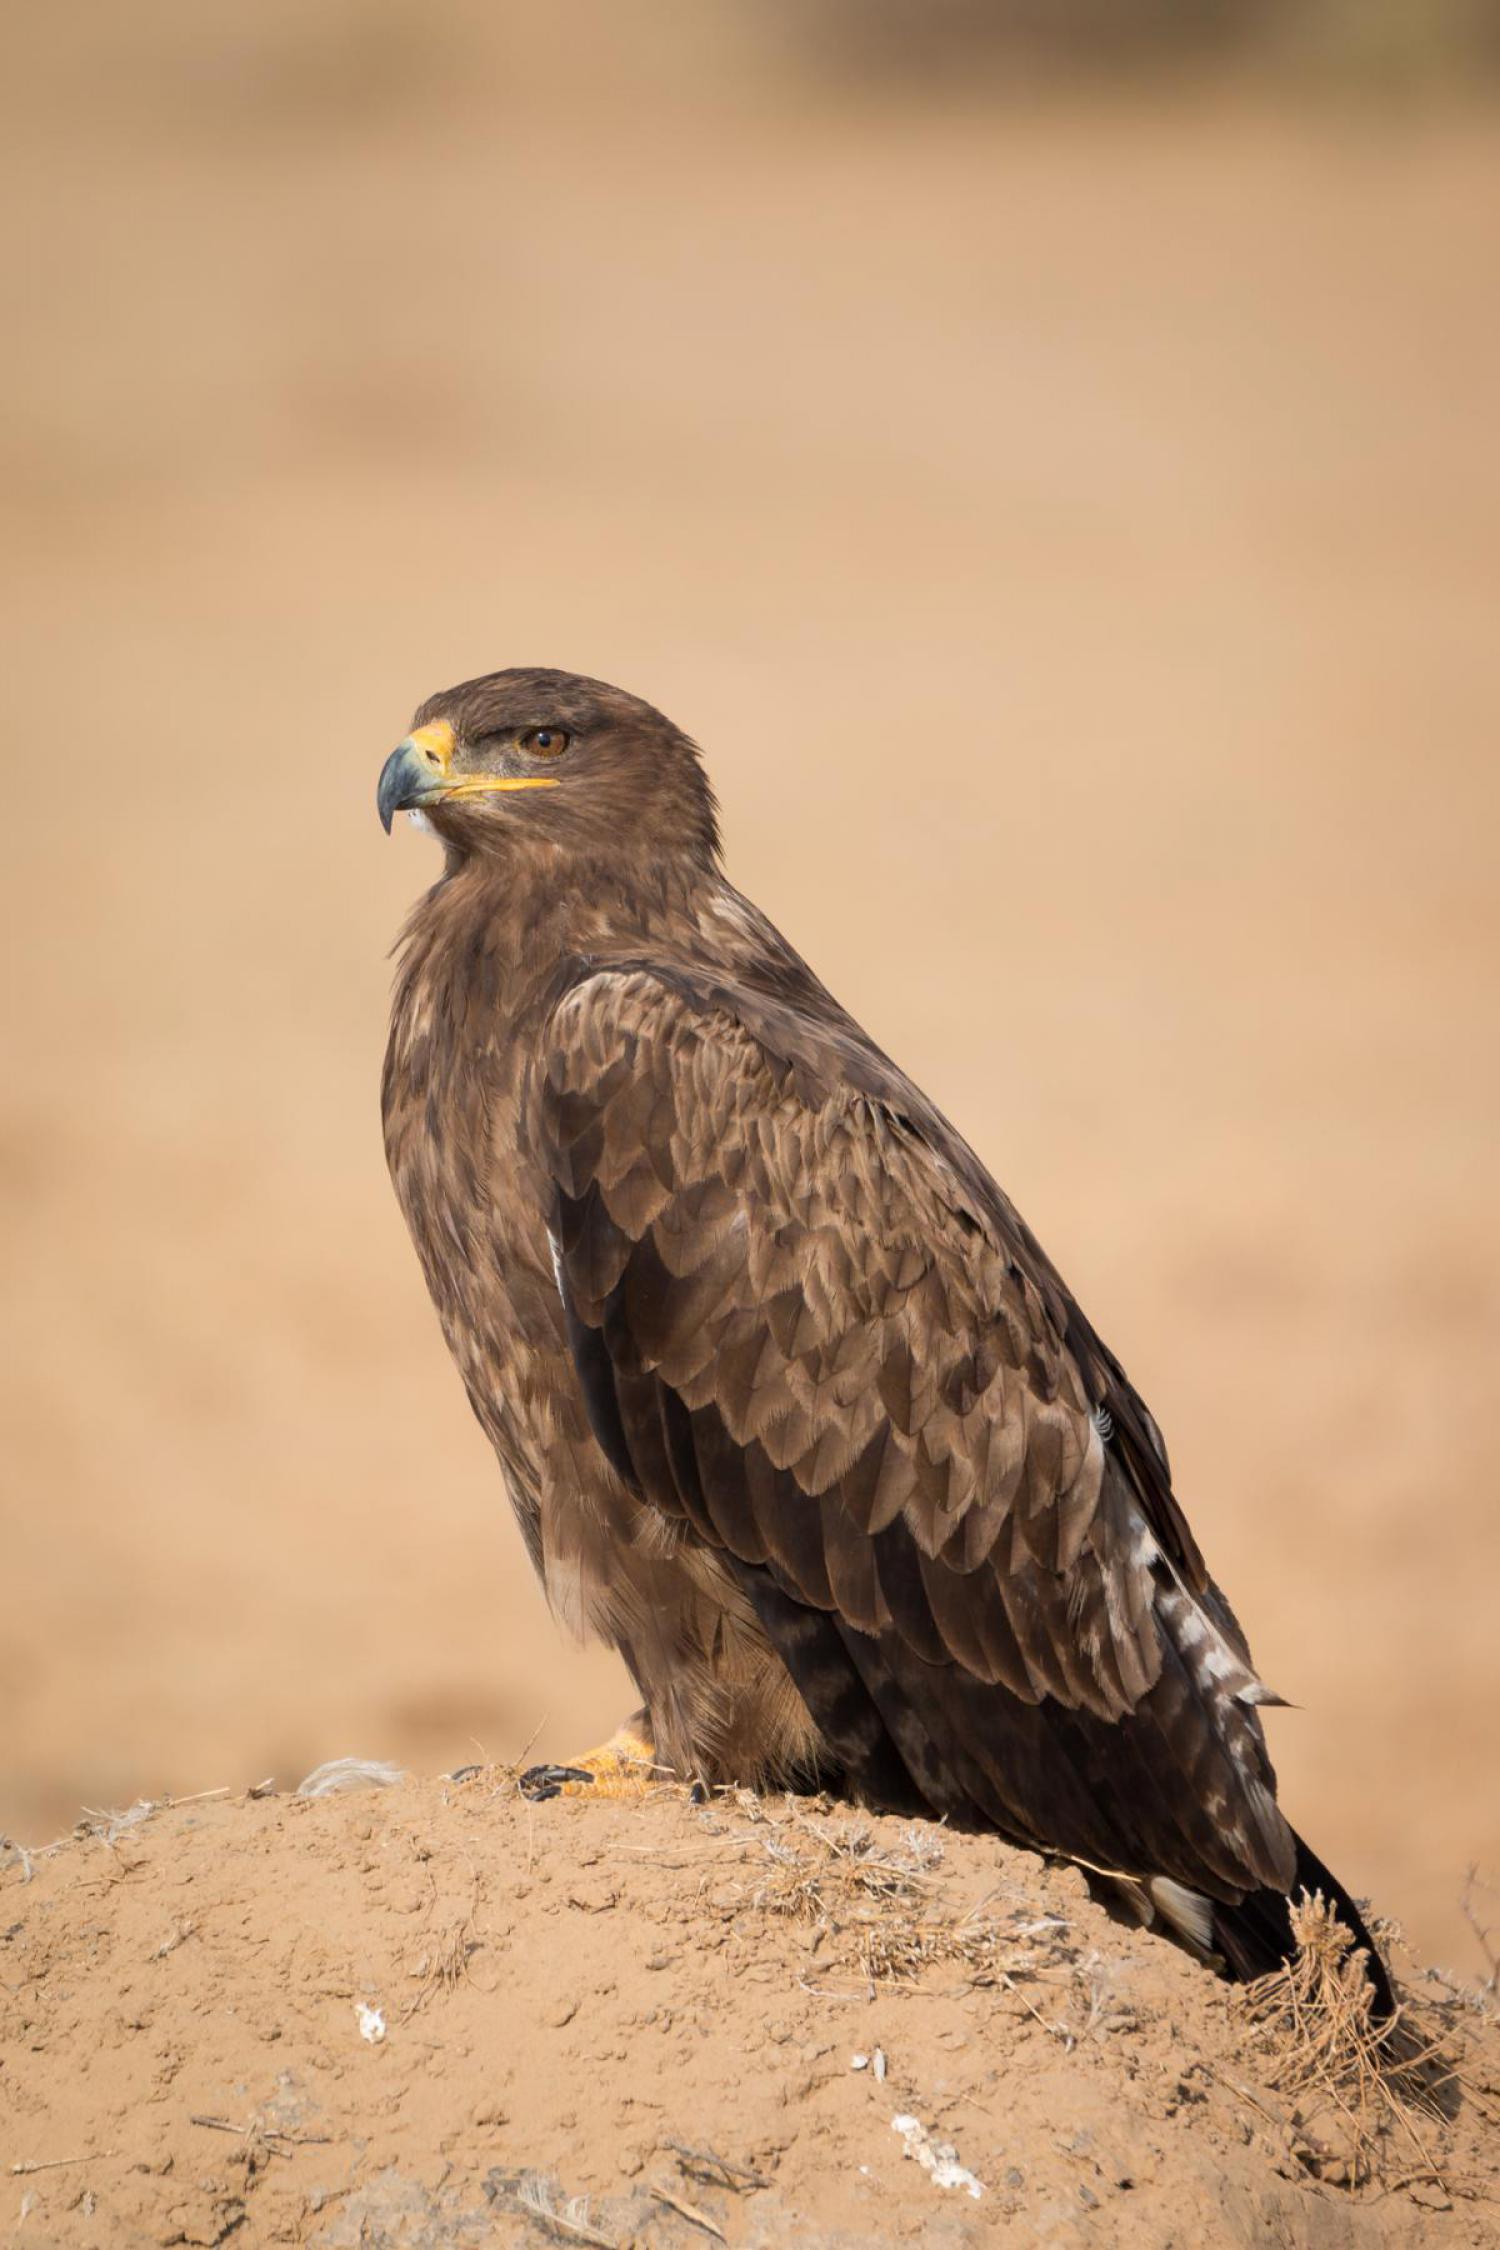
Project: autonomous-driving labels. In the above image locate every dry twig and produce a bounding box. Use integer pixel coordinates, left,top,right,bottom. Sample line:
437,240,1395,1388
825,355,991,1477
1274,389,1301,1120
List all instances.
1458,1868,1498,2000
188,2113,330,2154
662,2140,769,2192
649,2182,726,2238
10,2152,119,2176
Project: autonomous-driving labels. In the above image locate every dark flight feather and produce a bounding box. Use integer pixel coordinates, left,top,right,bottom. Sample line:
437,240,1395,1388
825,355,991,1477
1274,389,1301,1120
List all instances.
535,960,1287,1897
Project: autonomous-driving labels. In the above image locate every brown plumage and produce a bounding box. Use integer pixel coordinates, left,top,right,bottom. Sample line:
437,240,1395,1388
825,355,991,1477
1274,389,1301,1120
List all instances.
377,665,1390,2009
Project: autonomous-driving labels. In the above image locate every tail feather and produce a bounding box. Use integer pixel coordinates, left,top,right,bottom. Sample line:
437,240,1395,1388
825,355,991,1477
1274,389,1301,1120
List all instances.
1211,1828,1395,2021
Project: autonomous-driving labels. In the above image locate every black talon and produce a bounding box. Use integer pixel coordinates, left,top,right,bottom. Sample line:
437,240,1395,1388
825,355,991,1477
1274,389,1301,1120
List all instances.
519,1762,595,1802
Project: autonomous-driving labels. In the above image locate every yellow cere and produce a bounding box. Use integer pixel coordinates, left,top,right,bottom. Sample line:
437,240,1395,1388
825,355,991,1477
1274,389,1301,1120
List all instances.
402,720,456,771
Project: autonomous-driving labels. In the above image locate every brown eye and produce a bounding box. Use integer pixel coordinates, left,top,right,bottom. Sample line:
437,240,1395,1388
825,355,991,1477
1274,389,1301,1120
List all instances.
519,726,569,758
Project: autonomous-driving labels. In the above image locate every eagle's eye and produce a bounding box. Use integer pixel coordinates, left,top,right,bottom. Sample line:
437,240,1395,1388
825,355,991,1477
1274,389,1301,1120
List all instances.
518,726,570,758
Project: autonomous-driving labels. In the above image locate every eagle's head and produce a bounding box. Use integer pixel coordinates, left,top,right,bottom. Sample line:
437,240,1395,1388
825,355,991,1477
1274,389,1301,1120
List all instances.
377,667,720,868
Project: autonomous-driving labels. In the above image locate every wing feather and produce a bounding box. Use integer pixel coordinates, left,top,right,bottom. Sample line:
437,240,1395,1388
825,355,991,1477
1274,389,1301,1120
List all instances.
526,962,1294,1901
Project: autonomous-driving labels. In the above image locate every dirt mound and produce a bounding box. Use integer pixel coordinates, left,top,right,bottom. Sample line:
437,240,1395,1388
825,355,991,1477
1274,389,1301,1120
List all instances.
3,1775,1495,2247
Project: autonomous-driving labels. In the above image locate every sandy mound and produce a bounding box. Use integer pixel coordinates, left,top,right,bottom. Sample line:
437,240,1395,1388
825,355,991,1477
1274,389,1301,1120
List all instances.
3,1774,1495,2247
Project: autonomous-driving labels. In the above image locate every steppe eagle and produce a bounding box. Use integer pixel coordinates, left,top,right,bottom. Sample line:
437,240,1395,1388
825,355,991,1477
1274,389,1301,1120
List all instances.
377,666,1391,2011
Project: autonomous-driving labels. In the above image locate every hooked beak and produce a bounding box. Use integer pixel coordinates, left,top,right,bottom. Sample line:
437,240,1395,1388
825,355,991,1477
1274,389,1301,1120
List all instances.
377,718,560,832
377,723,453,833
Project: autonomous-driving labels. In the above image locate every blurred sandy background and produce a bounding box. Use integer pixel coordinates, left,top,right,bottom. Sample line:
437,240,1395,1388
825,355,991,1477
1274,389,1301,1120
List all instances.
1,4,1496,1970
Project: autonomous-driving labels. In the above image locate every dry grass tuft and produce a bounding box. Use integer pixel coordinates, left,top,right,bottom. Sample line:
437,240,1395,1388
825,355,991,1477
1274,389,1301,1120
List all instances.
400,1860,492,2020
401,1912,486,2020
724,1807,1122,2041
1236,1893,1496,2200
746,1814,999,1985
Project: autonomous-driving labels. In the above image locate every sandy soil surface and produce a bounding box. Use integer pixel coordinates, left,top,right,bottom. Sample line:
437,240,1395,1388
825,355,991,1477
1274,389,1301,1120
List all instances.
1,3,1497,1993
3,1773,1498,2246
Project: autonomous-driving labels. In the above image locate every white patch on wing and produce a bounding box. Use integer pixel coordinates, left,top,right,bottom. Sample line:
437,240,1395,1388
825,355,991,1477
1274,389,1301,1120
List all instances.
1129,1515,1161,1568
547,1228,565,1304
1163,1581,1255,1693
1126,1502,1273,1705
1147,1875,1216,1954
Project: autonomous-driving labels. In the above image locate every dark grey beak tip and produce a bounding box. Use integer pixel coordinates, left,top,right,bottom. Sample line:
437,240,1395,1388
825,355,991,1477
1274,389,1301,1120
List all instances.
377,743,415,835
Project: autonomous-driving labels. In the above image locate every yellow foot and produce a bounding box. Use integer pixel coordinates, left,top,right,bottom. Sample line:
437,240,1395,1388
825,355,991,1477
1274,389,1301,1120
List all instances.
519,1719,663,1804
